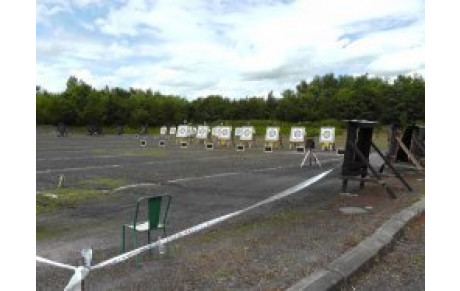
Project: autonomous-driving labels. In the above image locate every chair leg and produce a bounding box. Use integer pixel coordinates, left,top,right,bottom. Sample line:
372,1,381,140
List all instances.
134,230,140,267
121,225,126,253
148,230,152,255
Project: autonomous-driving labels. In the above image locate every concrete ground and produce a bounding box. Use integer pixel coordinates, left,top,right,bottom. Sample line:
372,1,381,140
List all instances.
36,130,424,290
341,213,425,291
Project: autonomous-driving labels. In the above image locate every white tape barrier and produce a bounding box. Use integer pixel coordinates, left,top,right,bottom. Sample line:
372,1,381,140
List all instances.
93,168,332,269
64,266,90,291
37,169,333,288
36,256,76,271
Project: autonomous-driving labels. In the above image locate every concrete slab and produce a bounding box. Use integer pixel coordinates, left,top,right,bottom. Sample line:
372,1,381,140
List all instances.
339,207,368,215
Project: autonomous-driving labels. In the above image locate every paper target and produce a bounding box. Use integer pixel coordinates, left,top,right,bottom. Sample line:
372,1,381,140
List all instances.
240,126,254,141
176,125,188,138
265,127,280,141
218,126,232,140
211,126,219,137
196,125,210,139
160,126,167,135
289,127,306,143
169,127,176,135
235,127,243,137
319,127,335,143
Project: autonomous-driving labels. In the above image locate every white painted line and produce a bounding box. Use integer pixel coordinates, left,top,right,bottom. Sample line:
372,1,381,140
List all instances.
92,168,333,270
112,183,158,192
168,172,239,183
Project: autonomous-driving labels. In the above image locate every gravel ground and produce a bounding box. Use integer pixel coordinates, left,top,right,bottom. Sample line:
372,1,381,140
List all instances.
36,131,424,290
341,213,425,291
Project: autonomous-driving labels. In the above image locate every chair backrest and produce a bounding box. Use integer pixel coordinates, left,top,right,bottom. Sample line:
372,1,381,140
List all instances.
133,195,171,231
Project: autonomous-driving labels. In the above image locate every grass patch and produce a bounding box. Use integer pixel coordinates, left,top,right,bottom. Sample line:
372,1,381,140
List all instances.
37,188,108,215
36,225,65,240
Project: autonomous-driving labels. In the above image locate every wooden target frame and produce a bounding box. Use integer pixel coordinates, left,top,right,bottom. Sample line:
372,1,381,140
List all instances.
239,126,254,141
234,127,243,137
176,125,189,138
169,127,176,135
218,126,232,141
289,127,306,143
319,127,335,143
160,126,167,135
211,126,220,137
196,125,210,140
265,127,280,142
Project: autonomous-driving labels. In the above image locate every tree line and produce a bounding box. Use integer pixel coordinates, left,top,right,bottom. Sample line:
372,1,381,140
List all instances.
36,73,424,127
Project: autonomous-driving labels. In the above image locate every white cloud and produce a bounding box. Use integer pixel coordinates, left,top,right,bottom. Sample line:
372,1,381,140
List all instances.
36,0,425,98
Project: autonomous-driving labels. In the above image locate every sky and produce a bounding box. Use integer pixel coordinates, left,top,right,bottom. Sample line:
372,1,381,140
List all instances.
36,0,425,99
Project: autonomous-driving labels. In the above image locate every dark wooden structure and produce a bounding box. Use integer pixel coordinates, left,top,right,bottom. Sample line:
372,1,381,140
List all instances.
341,120,412,199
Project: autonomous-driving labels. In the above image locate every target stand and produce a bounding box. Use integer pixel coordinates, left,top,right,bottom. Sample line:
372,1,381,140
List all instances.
236,144,245,152
300,149,321,168
180,141,188,149
341,120,413,199
264,145,273,153
205,143,214,150
140,139,147,147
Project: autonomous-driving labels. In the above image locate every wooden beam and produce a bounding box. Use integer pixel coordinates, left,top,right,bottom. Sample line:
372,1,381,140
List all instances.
395,137,424,170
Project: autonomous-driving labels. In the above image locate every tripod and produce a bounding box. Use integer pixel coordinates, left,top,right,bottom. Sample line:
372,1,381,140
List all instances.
300,149,322,168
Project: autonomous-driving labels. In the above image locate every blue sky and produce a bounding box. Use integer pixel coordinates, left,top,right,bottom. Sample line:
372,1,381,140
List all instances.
36,0,425,98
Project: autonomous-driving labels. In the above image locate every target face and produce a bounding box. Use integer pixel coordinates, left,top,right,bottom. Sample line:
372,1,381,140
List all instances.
290,127,306,142
235,127,243,136
169,127,176,135
196,126,209,139
176,125,188,138
160,126,167,135
240,126,254,141
320,127,335,143
218,126,232,140
211,127,219,137
265,127,279,141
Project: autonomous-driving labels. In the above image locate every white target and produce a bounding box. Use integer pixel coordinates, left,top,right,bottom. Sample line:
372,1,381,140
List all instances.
160,126,167,135
218,126,232,140
265,127,280,141
196,125,210,140
240,126,254,141
319,127,335,143
211,126,219,137
235,127,243,137
176,125,188,138
169,127,176,135
290,127,306,143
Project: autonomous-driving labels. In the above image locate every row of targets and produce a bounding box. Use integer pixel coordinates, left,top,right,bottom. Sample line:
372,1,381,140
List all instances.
157,125,336,151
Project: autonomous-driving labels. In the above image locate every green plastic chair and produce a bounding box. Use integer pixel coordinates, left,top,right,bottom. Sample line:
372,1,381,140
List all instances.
121,194,172,265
